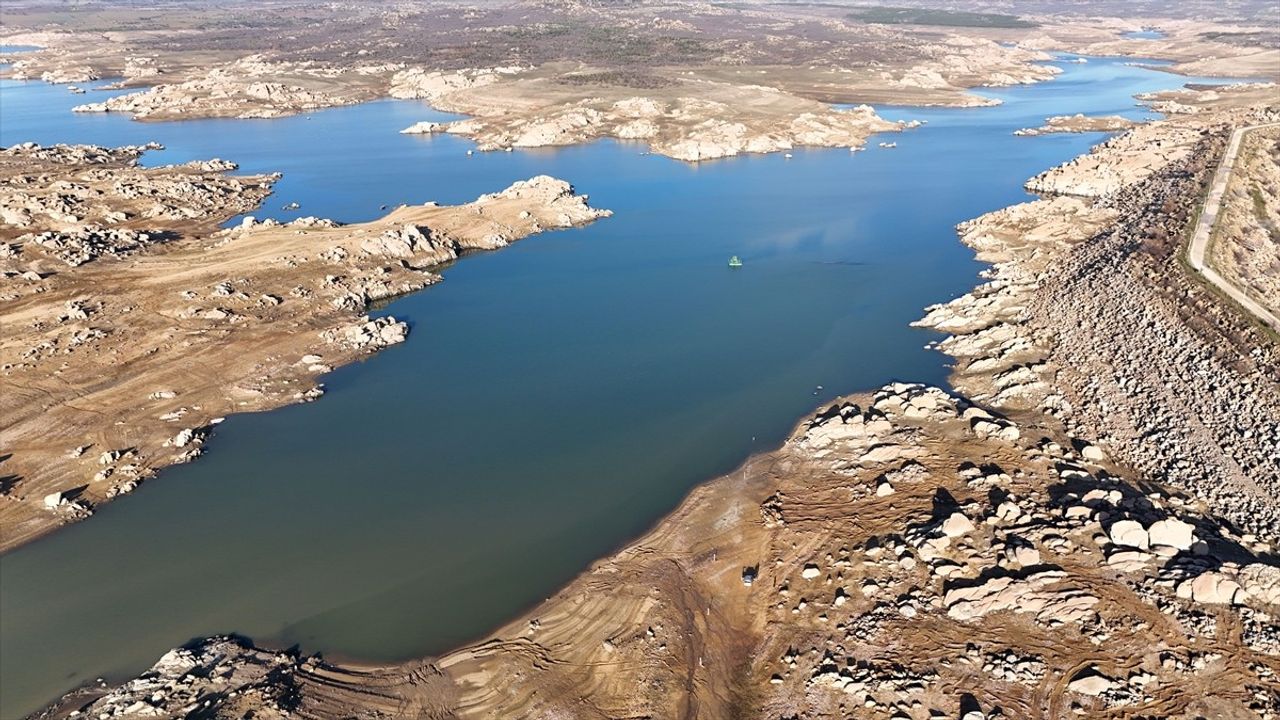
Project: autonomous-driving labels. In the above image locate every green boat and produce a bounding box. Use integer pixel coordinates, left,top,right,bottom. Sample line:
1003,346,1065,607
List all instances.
728,255,743,268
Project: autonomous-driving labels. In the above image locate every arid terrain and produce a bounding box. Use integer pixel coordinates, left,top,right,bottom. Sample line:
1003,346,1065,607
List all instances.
5,0,1279,160
2,0,1272,552
37,387,1280,717
1211,124,1280,312
0,142,609,551
3,0,1280,718
29,49,1280,720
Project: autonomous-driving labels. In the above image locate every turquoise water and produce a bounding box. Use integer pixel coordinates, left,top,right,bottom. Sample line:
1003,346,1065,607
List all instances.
0,57,1244,718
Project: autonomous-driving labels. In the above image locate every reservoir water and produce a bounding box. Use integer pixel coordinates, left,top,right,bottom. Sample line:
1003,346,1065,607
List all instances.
1123,28,1168,40
0,56,1244,718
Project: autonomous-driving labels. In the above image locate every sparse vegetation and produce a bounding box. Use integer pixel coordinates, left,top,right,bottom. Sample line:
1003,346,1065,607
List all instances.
557,70,674,89
1249,186,1279,242
1199,30,1280,49
847,5,1038,29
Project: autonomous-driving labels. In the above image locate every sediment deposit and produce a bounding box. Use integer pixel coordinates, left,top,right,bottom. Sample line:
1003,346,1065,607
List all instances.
36,380,1280,719
0,144,609,552
32,73,1280,720
8,3,1280,717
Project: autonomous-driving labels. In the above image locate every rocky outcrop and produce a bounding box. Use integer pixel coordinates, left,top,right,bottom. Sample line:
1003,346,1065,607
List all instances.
1,160,610,552
20,226,154,267
943,570,1099,624
916,104,1280,539
388,66,524,102
42,376,1280,720
323,315,409,350
1024,122,1204,196
0,142,275,274
399,121,444,135
69,55,389,120
436,95,907,161
43,637,309,719
1014,113,1138,136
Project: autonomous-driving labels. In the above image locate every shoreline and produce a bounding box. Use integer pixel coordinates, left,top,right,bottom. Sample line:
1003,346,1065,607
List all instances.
4,8,1279,715
0,159,611,554
0,23,1075,162
0,47,1156,555
25,54,1280,720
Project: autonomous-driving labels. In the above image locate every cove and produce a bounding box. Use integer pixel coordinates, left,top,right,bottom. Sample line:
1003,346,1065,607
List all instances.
0,56,1241,719
1123,28,1168,40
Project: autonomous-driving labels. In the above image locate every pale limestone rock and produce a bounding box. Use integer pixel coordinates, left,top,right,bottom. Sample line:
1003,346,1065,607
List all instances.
1080,444,1106,461
860,444,903,465
1108,519,1150,550
1147,518,1196,551
400,121,443,135
1011,545,1041,567
944,569,1098,624
941,512,975,538
1106,549,1153,573
1237,564,1280,605
1179,572,1243,605
1068,670,1113,696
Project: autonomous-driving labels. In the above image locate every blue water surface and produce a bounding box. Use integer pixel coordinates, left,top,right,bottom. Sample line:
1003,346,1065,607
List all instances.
1123,28,1168,40
0,55,1245,719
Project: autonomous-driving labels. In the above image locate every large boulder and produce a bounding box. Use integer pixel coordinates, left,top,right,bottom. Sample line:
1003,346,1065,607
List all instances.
1237,564,1280,605
1067,669,1113,696
941,512,976,538
1178,572,1243,605
1108,519,1149,550
1147,518,1196,551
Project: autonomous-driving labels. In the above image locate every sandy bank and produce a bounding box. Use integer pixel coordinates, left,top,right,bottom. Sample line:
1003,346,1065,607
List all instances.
38,376,1280,719
32,78,1280,720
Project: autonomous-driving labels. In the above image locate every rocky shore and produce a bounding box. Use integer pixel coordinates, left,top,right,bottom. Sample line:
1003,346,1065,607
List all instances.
1,11,1069,163
34,380,1280,719
30,87,1280,720
0,145,609,552
401,81,913,161
8,3,1280,716
1016,17,1280,78
66,55,385,120
1013,113,1137,136
916,100,1280,538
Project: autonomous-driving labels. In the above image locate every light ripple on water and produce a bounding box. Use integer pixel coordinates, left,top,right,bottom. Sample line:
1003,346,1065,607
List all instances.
0,55,1250,720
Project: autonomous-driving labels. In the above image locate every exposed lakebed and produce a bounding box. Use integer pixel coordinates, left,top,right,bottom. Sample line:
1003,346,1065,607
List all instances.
0,56,1241,718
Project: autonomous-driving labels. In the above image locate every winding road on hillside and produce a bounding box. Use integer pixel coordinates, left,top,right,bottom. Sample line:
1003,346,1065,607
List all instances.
1187,122,1280,333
